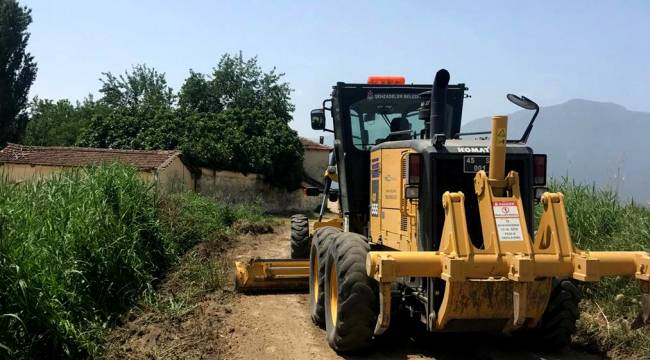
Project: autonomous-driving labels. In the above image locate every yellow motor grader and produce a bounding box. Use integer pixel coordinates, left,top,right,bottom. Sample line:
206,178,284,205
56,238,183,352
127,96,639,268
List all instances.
235,69,650,353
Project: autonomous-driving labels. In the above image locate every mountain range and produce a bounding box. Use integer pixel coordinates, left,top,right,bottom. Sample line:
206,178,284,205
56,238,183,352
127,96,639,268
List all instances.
310,99,650,204
462,99,650,204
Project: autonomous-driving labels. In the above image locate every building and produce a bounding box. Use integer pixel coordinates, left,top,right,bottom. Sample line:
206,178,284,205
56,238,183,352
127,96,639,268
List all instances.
0,143,193,192
300,137,332,184
0,139,334,213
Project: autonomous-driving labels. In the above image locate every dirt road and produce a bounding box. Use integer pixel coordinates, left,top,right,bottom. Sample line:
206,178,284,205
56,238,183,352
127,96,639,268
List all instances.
222,221,603,360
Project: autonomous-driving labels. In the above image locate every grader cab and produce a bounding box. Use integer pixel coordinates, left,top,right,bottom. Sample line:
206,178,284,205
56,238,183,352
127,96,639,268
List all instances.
235,69,650,353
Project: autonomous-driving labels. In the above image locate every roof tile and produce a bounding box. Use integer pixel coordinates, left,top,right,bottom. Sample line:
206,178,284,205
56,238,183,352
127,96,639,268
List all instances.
300,137,332,151
0,143,181,171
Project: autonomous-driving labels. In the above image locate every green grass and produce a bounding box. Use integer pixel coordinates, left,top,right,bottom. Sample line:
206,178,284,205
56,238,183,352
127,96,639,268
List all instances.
0,165,265,359
546,179,650,358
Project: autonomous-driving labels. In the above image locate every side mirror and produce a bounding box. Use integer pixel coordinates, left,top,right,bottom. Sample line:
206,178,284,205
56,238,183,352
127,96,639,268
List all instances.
311,109,326,130
328,189,339,202
507,94,538,110
506,93,540,144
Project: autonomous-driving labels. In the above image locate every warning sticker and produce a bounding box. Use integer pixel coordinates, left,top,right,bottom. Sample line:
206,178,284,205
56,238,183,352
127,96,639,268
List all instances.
492,201,524,241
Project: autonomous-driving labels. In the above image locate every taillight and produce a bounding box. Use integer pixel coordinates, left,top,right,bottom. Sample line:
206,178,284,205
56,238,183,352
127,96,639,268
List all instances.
533,154,547,186
407,153,422,185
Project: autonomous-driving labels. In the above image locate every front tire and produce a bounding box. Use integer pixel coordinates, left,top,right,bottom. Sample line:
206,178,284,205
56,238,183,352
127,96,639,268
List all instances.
324,232,378,353
309,226,341,326
516,278,580,350
290,214,309,259
537,278,581,349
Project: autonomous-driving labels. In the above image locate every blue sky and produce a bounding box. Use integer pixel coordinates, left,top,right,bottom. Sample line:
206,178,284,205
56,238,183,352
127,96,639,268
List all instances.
22,0,650,139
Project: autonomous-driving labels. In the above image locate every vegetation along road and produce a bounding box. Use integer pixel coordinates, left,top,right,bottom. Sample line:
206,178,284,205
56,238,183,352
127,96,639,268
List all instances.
112,217,601,359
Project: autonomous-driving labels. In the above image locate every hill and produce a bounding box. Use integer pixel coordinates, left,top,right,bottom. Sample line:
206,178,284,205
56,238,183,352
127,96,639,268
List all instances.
462,99,650,204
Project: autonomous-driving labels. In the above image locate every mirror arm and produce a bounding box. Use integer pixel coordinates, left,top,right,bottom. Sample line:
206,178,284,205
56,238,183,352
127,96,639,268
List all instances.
322,98,332,111
518,107,539,144
456,130,491,137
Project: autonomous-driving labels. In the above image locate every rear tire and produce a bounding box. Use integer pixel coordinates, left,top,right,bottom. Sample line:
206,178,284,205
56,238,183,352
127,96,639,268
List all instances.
537,278,581,349
309,226,341,326
290,214,310,259
324,232,378,353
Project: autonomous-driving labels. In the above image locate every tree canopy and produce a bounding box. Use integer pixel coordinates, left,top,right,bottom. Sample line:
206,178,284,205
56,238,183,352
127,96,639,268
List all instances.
27,53,304,189
0,0,37,146
22,98,100,146
179,53,294,122
99,65,175,111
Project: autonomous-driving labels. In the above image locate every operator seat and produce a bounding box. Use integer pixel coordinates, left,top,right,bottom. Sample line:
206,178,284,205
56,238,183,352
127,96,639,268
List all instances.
386,117,412,141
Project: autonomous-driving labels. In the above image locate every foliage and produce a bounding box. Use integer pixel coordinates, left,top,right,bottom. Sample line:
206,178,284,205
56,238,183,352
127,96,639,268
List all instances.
99,64,175,111
0,0,37,146
73,54,304,190
180,108,304,189
22,97,106,146
160,191,240,254
0,165,266,358
78,104,181,150
179,52,294,122
0,165,167,357
546,179,650,358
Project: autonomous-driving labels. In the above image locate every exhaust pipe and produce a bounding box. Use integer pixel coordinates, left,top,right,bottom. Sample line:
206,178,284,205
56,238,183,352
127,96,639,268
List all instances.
430,69,450,141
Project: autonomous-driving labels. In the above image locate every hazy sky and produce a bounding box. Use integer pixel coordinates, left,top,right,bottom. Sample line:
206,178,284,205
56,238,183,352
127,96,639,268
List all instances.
22,0,650,139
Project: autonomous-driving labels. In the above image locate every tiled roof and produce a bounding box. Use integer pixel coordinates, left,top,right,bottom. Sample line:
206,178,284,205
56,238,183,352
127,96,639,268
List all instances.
300,137,332,151
0,143,181,171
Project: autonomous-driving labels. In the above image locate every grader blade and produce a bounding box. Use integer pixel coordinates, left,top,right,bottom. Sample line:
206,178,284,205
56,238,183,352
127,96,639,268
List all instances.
234,258,309,292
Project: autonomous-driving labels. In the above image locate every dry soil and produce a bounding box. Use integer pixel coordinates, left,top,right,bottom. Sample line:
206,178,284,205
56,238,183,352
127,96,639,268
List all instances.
107,220,605,360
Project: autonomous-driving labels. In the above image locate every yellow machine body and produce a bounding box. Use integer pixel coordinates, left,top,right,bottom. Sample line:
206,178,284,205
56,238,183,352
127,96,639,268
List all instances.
234,114,649,335
235,258,309,291
366,116,650,334
369,148,419,251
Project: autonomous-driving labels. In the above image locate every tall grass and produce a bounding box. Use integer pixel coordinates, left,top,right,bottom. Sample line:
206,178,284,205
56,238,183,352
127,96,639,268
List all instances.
547,179,650,358
159,191,264,255
0,165,264,358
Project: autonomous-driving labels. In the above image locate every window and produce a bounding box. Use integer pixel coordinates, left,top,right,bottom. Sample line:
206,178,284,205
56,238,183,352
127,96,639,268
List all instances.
348,96,423,150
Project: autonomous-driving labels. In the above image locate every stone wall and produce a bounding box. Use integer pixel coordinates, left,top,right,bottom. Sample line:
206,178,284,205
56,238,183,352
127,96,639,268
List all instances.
0,162,325,214
303,149,329,182
195,168,321,213
0,163,156,184
157,157,195,193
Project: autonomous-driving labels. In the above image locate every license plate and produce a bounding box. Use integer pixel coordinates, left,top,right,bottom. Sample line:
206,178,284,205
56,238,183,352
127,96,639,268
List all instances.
463,155,490,173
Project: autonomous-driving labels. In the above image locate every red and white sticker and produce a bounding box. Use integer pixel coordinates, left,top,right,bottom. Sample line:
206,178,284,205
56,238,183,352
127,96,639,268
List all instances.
492,201,524,241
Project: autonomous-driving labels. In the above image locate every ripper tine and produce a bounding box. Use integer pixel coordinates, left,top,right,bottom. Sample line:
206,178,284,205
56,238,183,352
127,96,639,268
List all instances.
632,287,650,330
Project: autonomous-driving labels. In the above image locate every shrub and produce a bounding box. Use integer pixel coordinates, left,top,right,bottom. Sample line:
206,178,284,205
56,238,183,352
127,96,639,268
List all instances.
547,179,650,358
0,165,168,357
0,165,266,358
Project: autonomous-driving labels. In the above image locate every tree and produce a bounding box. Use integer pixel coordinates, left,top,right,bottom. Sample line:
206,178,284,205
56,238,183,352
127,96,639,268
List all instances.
23,97,108,146
177,70,221,113
78,105,181,150
0,0,37,146
78,56,304,190
23,98,81,146
180,109,304,189
78,65,184,150
179,53,294,122
99,64,175,111
175,53,303,189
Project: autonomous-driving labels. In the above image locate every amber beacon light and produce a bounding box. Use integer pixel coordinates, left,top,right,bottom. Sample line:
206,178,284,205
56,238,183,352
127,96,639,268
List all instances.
367,76,406,85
